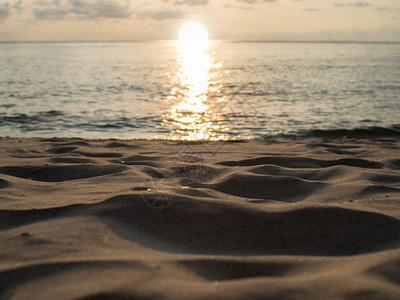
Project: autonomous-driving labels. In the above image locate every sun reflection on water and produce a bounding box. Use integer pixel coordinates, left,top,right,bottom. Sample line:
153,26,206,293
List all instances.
163,39,227,141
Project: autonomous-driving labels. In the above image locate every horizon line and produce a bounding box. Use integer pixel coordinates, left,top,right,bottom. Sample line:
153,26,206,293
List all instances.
1,39,400,44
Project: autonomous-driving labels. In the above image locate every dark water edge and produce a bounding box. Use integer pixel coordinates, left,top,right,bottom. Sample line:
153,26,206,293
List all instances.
272,125,400,140
1,125,400,141
1,109,398,140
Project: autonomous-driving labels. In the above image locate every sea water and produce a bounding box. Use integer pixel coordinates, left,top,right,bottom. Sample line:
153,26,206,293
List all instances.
0,41,399,140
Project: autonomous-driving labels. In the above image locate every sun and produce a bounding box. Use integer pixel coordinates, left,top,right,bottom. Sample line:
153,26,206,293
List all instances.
179,21,209,41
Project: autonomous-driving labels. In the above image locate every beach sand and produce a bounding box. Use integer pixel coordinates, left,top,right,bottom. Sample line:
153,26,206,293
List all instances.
0,137,399,299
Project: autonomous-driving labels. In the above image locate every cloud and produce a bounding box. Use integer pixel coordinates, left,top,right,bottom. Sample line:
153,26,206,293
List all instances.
224,0,277,10
0,0,25,22
33,7,68,20
68,0,132,18
167,0,209,6
32,0,133,20
224,4,254,9
237,0,277,3
0,3,10,22
376,6,399,11
334,2,372,8
137,9,187,20
31,0,199,22
12,0,24,13
304,8,320,12
353,1,371,7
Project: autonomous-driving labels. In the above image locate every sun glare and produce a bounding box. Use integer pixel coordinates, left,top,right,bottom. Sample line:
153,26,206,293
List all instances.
178,21,209,41
162,21,227,141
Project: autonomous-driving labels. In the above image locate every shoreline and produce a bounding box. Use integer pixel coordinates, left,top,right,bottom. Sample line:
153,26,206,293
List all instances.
1,124,399,142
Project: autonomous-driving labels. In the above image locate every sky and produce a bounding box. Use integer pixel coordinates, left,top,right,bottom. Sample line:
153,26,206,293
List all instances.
0,0,399,42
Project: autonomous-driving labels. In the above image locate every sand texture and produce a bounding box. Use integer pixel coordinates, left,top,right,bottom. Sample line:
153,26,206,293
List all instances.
0,137,400,299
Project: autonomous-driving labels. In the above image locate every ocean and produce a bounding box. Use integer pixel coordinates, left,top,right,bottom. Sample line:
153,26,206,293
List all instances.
1,41,399,140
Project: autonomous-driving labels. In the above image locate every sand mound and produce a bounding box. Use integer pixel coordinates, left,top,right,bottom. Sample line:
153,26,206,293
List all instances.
0,165,128,182
0,138,399,299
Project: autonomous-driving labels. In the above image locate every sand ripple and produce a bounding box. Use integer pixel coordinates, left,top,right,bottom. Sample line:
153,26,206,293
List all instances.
0,138,399,299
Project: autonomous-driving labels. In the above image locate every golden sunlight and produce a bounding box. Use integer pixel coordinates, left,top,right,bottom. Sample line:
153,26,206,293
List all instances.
161,26,227,141
178,21,209,41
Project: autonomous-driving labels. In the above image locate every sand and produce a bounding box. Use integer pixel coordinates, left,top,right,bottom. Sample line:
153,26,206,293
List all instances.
0,137,399,299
